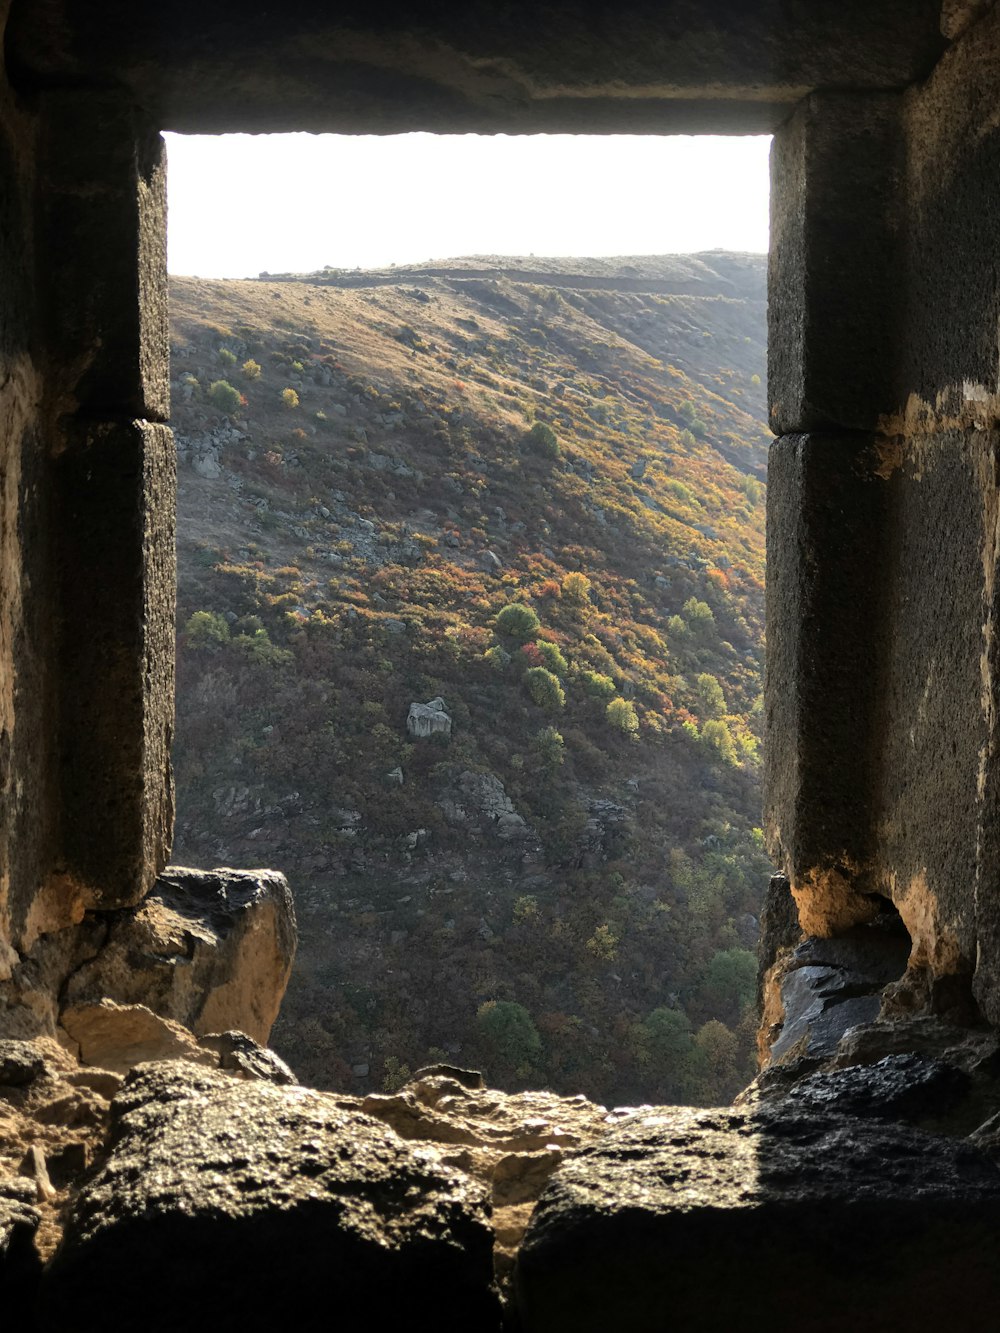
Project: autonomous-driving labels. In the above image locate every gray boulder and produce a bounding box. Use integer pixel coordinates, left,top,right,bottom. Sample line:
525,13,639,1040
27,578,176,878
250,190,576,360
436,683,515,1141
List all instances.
41,1063,500,1333
515,1105,1000,1333
407,697,452,739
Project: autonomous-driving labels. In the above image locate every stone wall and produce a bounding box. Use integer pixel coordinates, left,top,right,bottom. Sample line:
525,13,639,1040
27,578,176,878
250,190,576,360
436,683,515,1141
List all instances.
1,0,999,1052
0,0,55,968
766,3,1000,1026
0,4,175,976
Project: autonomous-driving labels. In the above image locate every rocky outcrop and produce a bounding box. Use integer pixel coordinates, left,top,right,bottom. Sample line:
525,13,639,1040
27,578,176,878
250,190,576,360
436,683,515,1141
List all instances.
514,1104,1000,1332
406,696,452,739
759,914,911,1065
437,770,532,840
59,1000,219,1075
60,867,296,1045
354,1065,624,1291
40,1062,502,1333
0,867,296,1049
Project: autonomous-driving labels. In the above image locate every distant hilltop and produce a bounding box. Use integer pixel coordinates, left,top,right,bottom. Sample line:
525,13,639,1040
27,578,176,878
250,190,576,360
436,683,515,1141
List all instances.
255,251,767,300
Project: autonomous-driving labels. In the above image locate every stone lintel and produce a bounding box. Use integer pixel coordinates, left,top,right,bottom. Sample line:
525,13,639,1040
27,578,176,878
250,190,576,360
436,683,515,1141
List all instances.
54,419,175,911
36,91,168,421
768,91,903,435
764,432,895,935
8,1,945,135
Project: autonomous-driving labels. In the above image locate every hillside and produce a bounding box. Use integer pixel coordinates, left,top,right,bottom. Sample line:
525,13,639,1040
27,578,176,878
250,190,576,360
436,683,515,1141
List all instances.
169,253,771,1106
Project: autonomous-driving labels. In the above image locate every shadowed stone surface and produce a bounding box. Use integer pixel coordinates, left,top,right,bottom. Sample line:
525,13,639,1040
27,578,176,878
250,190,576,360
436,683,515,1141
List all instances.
784,1053,971,1125
764,922,910,1063
54,420,176,914
515,1106,1000,1333
768,91,903,434
7,1,945,135
764,433,894,934
40,1063,502,1333
0,1193,41,1306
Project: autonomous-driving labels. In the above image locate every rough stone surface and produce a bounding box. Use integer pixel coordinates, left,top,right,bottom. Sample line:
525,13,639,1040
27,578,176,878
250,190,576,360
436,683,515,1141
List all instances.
768,91,903,434
407,696,453,738
7,1,945,135
783,1053,972,1126
59,1000,218,1075
62,867,297,1045
41,1062,502,1333
351,1067,625,1293
763,921,910,1063
197,1029,296,1084
0,1193,41,1302
54,419,176,914
764,433,895,934
516,1105,1000,1332
36,90,169,420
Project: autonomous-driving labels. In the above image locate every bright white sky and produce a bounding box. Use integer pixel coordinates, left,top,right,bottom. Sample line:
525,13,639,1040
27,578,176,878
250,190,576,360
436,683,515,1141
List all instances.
165,133,771,279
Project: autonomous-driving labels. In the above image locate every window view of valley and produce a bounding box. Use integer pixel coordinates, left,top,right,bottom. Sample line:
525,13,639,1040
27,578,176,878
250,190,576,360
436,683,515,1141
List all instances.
170,251,770,1106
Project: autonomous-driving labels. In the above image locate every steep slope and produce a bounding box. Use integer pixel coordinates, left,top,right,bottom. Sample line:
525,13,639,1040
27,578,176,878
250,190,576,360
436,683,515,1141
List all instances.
170,253,771,1105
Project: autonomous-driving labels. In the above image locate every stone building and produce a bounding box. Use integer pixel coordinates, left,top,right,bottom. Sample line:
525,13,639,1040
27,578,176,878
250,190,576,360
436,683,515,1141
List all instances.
6,2,1000,1328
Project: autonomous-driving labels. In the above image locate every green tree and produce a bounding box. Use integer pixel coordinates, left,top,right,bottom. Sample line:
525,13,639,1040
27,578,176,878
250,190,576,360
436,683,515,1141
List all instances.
526,420,560,458
702,948,757,1018
702,718,737,764
476,1000,542,1076
533,726,565,770
207,379,241,415
526,666,565,711
695,673,726,719
495,602,541,642
562,572,592,605
581,669,616,700
683,597,714,629
606,697,639,735
184,609,230,649
534,639,567,676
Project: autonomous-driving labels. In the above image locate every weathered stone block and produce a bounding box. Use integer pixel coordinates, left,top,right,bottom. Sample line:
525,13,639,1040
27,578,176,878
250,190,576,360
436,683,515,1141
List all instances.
769,91,903,433
40,1063,501,1333
894,4,1000,422
764,432,894,933
62,867,297,1044
872,430,990,1015
515,1106,1000,1333
54,419,175,911
36,91,168,420
7,1,945,135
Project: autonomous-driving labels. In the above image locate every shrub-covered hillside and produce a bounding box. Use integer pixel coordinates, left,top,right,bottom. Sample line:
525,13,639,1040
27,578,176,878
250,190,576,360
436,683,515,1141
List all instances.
170,253,771,1106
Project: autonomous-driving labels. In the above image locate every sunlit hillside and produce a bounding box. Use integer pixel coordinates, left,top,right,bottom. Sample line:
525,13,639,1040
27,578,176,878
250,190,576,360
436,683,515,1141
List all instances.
170,253,771,1105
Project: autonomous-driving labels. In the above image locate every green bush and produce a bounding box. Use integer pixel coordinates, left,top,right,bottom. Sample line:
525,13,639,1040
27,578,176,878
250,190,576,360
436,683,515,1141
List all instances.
484,644,511,672
525,420,560,458
561,571,592,604
207,379,241,415
476,1000,542,1073
702,718,737,763
495,602,541,642
242,358,262,379
525,666,565,711
581,669,616,700
185,609,230,649
218,347,237,366
534,639,567,676
533,725,565,769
